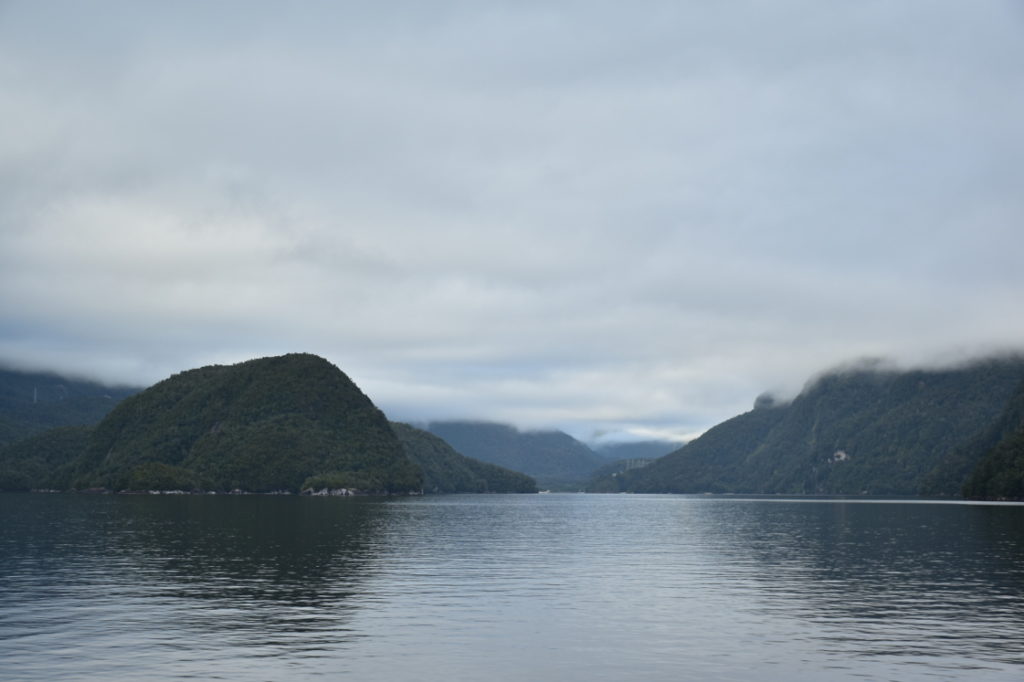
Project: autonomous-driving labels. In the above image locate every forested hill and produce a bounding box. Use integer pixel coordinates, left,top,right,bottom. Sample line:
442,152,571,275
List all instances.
391,422,537,493
425,421,605,488
0,354,542,495
0,368,140,447
591,357,1024,496
76,353,422,493
31,354,422,494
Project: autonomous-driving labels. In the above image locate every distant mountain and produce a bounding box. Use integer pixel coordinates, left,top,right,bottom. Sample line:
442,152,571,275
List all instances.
591,440,682,461
586,457,655,492
425,421,605,488
0,367,140,447
391,422,537,494
590,402,785,494
592,357,1024,496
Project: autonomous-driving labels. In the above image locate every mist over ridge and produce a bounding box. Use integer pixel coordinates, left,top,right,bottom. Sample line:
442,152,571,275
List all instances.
1,1,1022,445
4,348,1024,445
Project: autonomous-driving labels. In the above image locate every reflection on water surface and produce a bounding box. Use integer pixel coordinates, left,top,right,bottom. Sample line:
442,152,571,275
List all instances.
1,493,1022,680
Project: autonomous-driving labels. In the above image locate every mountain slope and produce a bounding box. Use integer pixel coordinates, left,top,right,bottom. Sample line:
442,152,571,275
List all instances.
0,425,92,491
391,422,537,493
591,440,682,461
595,357,1024,495
0,368,139,447
425,421,604,488
961,380,1024,499
70,353,421,493
593,403,787,493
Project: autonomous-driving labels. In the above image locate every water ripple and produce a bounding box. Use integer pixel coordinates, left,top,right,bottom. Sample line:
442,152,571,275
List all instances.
2,494,1024,680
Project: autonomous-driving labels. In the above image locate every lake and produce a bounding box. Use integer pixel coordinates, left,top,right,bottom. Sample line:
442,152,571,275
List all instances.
2,493,1023,681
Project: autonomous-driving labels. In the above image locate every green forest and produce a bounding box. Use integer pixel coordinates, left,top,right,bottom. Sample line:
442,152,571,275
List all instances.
589,357,1024,499
0,355,533,495
3,354,1024,499
0,368,138,448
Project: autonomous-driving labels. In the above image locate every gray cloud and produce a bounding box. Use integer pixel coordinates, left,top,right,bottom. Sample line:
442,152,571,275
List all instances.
2,1,1023,441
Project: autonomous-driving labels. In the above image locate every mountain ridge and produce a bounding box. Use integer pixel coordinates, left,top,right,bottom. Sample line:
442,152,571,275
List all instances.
0,367,140,448
590,356,1024,496
391,422,537,493
0,354,541,495
424,420,605,489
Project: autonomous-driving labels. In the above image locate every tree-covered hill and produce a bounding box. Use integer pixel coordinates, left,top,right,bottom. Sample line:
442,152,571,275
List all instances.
592,357,1024,496
0,368,139,447
0,355,543,495
63,354,422,493
391,422,537,493
591,402,786,494
425,421,605,489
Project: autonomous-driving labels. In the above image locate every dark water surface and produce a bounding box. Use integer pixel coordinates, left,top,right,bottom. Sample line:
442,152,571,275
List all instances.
2,493,1023,681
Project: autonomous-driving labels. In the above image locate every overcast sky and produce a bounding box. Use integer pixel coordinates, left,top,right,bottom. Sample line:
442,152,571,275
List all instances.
2,1,1022,443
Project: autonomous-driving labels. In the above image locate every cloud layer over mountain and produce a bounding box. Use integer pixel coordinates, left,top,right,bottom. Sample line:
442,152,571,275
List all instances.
2,1,1022,440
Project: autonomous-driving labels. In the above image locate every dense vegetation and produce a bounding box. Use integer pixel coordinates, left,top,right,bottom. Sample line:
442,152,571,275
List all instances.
391,422,537,493
0,368,138,447
589,403,786,493
961,380,1024,499
0,425,92,491
0,355,542,496
591,358,1024,496
425,421,605,489
6,353,1024,499
63,354,422,493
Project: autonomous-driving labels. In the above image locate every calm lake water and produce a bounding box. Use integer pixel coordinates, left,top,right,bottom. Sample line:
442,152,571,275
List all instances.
2,493,1023,681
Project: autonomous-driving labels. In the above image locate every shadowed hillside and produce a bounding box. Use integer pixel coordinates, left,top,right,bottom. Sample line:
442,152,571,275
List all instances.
0,368,139,447
425,421,604,489
52,354,423,493
961,380,1024,500
391,422,537,493
592,357,1024,496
